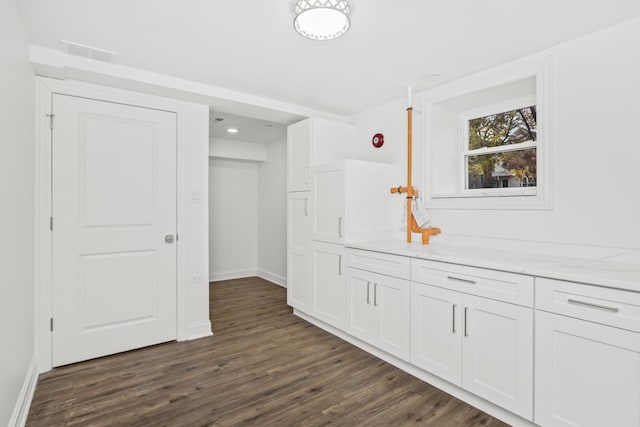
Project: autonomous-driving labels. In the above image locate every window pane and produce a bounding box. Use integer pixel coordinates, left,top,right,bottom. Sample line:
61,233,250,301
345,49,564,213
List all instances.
468,106,537,150
467,148,537,189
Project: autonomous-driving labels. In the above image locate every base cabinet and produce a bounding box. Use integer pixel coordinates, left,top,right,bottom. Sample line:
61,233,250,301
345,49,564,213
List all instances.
411,282,533,420
462,294,533,420
535,311,640,427
346,268,411,361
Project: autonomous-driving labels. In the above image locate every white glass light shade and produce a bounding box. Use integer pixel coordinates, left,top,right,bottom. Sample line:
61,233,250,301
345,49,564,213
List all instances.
294,0,351,40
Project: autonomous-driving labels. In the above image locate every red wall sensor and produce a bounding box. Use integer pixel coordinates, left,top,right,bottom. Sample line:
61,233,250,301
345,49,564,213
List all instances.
372,133,384,148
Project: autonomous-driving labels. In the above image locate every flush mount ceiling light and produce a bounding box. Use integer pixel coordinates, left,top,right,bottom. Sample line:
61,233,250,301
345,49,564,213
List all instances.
293,0,351,41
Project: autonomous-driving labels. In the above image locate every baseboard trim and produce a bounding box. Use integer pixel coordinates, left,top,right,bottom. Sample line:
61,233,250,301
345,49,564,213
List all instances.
9,356,38,427
257,269,287,288
292,310,536,427
187,320,213,340
209,269,257,282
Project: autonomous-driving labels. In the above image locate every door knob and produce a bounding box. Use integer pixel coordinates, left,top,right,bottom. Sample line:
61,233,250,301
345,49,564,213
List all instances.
165,235,175,244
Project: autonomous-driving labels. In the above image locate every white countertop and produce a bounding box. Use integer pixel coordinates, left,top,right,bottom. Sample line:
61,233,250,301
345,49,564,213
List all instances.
345,239,640,293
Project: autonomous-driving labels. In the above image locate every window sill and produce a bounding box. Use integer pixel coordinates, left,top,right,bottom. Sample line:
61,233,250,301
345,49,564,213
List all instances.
426,190,551,210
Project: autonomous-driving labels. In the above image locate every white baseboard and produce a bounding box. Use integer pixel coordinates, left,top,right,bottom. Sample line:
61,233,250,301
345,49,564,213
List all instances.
257,269,287,288
209,269,257,282
9,356,38,427
187,320,213,340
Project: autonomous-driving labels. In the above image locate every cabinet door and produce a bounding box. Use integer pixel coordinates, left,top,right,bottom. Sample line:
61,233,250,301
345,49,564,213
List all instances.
311,241,345,330
374,274,411,361
462,295,533,420
287,193,312,311
310,163,345,244
536,311,640,427
287,119,311,191
345,268,375,343
411,283,462,385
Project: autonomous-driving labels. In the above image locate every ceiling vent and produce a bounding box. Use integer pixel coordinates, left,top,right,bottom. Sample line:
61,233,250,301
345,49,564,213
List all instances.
62,40,117,63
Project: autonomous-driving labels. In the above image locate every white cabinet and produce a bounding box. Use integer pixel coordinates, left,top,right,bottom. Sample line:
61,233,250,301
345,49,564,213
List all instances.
346,267,411,361
310,241,345,330
535,279,640,427
287,192,312,312
462,294,533,420
411,283,463,385
286,118,357,192
411,262,534,421
310,160,396,244
310,162,345,243
287,120,312,192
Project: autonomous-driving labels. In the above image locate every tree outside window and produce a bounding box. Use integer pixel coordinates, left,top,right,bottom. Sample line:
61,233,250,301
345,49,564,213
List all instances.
466,106,537,190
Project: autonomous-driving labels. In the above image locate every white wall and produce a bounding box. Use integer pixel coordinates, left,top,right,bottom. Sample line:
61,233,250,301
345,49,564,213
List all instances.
0,0,35,424
209,158,259,280
257,139,287,286
350,18,640,251
210,138,267,162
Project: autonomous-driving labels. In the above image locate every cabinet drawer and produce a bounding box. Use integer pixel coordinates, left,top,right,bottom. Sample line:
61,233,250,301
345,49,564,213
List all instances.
345,248,411,280
536,277,640,333
411,259,534,307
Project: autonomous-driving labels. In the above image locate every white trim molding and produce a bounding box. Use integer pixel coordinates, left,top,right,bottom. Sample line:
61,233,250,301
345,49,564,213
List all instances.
8,357,38,427
35,77,211,373
209,269,258,282
257,269,287,288
423,55,554,211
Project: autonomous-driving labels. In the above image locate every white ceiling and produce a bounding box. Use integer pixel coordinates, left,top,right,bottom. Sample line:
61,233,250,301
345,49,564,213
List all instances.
16,1,640,117
210,111,287,144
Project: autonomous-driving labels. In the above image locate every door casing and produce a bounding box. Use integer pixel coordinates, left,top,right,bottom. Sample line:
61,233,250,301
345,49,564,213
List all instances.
35,77,203,373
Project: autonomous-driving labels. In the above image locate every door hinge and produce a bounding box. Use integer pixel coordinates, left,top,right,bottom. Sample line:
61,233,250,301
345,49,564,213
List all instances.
50,318,53,332
176,234,179,241
46,113,55,130
50,217,53,231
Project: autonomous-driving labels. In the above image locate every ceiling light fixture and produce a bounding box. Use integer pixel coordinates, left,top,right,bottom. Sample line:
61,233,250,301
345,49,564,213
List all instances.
293,0,351,41
227,128,238,134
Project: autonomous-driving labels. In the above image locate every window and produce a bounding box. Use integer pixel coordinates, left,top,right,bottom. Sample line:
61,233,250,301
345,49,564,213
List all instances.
463,104,537,191
423,60,552,210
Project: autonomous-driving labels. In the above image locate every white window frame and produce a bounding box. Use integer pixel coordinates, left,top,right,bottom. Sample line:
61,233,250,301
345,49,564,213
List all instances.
459,95,538,197
423,56,553,210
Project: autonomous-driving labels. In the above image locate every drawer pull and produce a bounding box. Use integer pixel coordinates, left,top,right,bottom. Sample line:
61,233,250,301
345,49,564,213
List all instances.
374,283,378,307
567,298,620,313
452,304,457,333
447,275,477,285
366,281,371,304
464,306,469,337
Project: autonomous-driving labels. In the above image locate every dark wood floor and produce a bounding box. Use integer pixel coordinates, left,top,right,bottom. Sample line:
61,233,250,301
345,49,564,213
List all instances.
27,277,509,426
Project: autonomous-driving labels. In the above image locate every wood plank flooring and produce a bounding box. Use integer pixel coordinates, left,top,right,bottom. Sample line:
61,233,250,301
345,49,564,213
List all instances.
26,277,510,426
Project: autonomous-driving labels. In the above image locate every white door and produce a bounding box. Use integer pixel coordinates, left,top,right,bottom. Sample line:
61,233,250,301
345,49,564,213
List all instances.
411,283,463,385
374,275,411,361
462,294,533,420
535,312,640,427
52,94,177,367
287,192,312,311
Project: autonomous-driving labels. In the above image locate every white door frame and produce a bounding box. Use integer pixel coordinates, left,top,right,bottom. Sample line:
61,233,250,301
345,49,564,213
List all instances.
34,77,202,373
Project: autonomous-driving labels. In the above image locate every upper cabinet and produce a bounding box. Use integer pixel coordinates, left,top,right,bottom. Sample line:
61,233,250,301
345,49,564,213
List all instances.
310,160,397,244
287,117,356,192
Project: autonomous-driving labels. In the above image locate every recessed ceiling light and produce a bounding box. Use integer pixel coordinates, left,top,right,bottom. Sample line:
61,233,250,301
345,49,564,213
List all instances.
227,128,238,134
